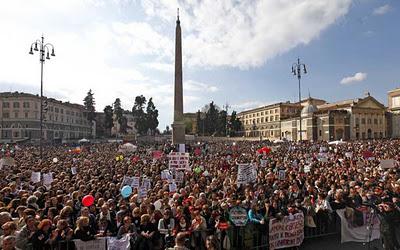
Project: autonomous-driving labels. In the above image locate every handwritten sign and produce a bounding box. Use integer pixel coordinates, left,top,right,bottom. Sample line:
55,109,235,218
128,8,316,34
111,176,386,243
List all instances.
237,164,256,186
168,152,190,171
43,173,53,185
380,159,395,169
74,238,106,250
269,213,304,250
31,172,41,183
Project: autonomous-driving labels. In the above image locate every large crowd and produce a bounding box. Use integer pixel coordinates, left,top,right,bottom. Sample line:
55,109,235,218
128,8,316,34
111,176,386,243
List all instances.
0,139,399,250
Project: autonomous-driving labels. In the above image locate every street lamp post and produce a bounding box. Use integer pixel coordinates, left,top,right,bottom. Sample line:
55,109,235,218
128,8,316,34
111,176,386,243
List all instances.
291,58,307,141
29,35,55,159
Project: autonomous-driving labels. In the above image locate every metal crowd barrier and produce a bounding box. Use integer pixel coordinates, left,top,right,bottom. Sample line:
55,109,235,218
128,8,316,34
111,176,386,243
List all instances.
24,213,341,250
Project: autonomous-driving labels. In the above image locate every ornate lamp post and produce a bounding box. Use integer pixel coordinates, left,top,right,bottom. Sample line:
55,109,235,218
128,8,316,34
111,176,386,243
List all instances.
291,58,307,141
29,35,55,159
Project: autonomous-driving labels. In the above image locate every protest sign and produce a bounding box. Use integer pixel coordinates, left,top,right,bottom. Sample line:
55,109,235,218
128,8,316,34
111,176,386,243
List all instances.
278,170,286,180
260,159,267,168
304,165,311,173
380,159,395,169
74,238,106,250
0,157,15,169
179,144,185,153
31,172,41,183
131,177,140,189
121,176,134,187
269,213,304,250
71,167,77,175
142,178,151,190
138,186,147,199
345,152,353,158
229,206,248,226
237,164,256,186
168,152,190,171
161,170,172,180
336,208,380,243
175,171,184,183
107,235,130,250
169,182,177,193
43,173,53,185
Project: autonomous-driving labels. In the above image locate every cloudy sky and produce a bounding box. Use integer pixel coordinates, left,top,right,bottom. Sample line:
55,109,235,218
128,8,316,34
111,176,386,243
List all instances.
0,0,399,130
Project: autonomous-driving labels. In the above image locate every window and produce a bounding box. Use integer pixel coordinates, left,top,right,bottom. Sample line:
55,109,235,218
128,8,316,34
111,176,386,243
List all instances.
14,112,18,118
3,102,9,108
257,118,260,123
55,107,59,113
13,102,20,108
23,102,30,108
374,119,378,125
361,118,366,124
319,130,322,136
271,116,274,121
261,112,264,115
379,119,382,124
355,118,360,125
392,96,400,108
275,115,279,120
3,112,9,118
367,119,371,124
24,112,28,118
60,109,64,114
261,117,264,123
13,131,19,138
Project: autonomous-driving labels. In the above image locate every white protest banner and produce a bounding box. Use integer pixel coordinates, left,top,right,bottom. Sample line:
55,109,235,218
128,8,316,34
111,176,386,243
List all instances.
168,152,190,171
0,157,15,169
132,177,140,189
161,170,171,180
336,208,380,243
121,176,134,187
42,173,53,185
179,144,185,153
107,235,130,250
74,238,106,250
380,159,395,169
139,186,147,199
278,170,286,180
175,171,184,183
71,167,77,175
269,213,304,250
237,164,256,186
304,165,311,173
260,159,267,168
31,172,41,183
169,182,177,193
345,152,353,158
142,178,151,190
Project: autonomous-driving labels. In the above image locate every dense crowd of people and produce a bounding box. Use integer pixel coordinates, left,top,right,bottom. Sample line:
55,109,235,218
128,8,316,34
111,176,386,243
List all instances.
0,139,399,250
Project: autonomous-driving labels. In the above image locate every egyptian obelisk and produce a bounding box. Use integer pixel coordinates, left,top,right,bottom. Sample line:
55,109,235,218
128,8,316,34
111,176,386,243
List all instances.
172,9,185,144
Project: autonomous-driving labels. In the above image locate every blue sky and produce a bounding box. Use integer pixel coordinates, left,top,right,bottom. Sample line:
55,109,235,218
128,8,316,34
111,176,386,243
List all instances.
0,0,398,130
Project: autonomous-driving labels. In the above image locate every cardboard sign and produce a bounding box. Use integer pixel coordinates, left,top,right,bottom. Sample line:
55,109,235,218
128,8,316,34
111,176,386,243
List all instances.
31,172,41,183
168,152,190,171
237,164,256,186
269,213,304,250
43,173,53,185
169,182,177,193
175,171,184,183
380,159,395,169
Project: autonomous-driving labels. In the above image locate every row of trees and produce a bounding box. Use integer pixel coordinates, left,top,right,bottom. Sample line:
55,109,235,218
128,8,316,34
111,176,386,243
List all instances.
83,90,159,137
195,101,243,137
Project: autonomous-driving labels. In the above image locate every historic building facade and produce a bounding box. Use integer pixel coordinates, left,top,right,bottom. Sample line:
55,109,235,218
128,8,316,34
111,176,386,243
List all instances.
239,93,389,141
0,92,91,142
237,98,326,140
388,88,400,138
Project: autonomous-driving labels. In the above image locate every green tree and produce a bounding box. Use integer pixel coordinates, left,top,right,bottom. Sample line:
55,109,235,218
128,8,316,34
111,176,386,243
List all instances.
205,101,219,135
120,115,128,134
146,98,159,135
132,95,147,135
229,111,243,137
103,105,113,137
83,89,96,137
113,98,123,135
217,110,227,136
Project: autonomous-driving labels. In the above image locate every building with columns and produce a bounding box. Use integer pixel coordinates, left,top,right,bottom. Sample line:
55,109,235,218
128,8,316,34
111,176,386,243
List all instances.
0,92,91,143
237,98,326,140
388,88,400,138
238,93,389,141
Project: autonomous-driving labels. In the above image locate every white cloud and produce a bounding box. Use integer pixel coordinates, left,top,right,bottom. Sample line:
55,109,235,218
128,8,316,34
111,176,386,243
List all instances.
340,72,367,85
185,80,219,93
143,62,174,73
373,4,391,16
141,0,352,68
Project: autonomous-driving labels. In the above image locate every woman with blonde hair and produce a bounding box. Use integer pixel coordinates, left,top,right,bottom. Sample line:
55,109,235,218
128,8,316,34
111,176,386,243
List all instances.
73,216,95,241
136,214,156,250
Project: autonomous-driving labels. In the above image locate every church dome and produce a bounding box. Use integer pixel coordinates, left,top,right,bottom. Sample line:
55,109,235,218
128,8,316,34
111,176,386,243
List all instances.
301,99,318,117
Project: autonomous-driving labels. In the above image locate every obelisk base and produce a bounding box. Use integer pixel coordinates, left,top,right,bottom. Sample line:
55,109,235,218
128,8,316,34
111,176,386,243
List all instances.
172,121,185,144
